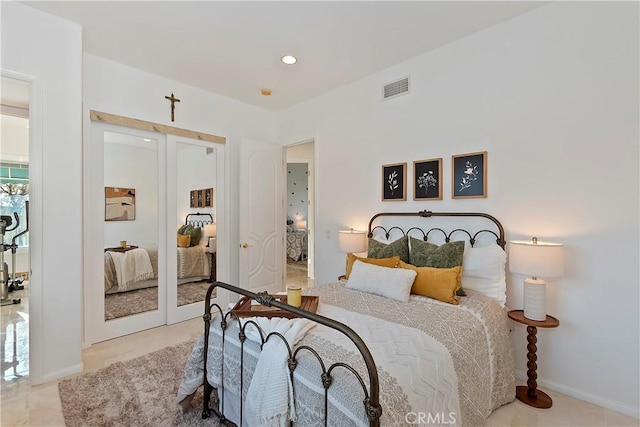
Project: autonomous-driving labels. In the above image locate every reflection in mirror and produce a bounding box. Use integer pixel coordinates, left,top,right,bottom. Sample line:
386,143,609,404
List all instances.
103,132,159,320
175,143,216,306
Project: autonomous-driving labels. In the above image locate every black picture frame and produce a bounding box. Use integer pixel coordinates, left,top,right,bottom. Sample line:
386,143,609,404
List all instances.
452,151,487,199
413,158,442,200
381,162,407,201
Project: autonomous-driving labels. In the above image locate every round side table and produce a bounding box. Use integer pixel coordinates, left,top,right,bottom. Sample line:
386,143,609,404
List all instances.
508,309,559,409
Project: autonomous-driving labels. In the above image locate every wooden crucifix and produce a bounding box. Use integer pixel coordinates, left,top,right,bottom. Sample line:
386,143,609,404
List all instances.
164,92,180,122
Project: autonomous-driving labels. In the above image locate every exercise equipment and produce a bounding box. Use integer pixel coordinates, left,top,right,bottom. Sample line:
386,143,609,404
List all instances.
1,201,28,306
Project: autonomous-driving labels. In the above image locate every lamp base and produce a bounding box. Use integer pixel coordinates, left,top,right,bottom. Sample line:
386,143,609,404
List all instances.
523,278,547,321
516,385,553,408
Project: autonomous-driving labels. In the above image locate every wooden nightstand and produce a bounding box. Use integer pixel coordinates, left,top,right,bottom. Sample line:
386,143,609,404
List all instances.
207,252,217,281
508,309,559,409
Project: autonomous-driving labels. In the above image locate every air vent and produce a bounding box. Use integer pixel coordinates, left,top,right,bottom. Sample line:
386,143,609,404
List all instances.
382,76,410,100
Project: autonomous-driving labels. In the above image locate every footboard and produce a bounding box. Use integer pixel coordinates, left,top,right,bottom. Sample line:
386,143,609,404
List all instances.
202,281,382,426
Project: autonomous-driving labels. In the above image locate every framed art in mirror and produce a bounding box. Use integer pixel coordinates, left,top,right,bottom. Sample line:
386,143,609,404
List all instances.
190,188,214,207
105,187,135,221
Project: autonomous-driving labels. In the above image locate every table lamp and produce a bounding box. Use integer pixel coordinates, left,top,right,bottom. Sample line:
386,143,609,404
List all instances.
509,237,564,321
338,229,367,275
338,229,367,254
296,220,307,231
204,223,217,253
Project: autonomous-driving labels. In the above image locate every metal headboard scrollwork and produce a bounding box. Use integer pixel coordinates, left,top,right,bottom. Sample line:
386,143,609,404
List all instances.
185,212,214,228
368,210,506,248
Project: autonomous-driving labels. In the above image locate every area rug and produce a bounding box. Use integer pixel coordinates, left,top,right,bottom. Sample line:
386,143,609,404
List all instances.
58,339,221,426
105,282,215,320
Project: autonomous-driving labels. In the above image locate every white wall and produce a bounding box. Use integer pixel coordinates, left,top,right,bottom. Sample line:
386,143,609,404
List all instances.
276,2,639,418
1,2,83,382
286,163,308,224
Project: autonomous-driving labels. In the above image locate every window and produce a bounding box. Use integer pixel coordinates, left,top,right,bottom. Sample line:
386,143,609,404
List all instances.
0,162,29,247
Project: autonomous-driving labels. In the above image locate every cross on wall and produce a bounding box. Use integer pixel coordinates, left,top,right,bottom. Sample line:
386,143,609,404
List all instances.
164,92,180,122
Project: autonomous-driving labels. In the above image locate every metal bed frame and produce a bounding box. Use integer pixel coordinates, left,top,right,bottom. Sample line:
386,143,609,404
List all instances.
200,210,506,426
185,212,214,227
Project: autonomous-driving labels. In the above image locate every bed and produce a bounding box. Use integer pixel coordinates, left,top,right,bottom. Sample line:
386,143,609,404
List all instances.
104,213,213,294
286,230,308,261
178,211,515,426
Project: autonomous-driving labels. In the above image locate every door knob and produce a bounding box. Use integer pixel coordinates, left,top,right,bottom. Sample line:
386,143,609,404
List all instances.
240,242,250,248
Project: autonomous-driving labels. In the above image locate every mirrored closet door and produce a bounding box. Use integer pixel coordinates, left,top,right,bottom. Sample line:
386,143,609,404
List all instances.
85,124,226,344
85,123,167,344
166,135,225,325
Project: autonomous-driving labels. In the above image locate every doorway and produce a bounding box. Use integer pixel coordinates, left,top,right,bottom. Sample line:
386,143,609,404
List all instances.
285,141,314,289
0,76,30,384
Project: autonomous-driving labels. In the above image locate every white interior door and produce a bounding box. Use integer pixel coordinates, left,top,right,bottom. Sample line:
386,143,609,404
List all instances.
239,138,284,294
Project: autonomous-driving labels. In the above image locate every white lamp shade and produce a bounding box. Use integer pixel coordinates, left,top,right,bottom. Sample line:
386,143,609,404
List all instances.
338,230,367,253
208,237,217,253
204,223,217,237
295,220,307,230
509,239,564,278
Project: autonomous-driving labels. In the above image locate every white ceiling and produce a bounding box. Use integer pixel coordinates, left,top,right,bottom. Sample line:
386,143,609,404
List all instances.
19,1,545,111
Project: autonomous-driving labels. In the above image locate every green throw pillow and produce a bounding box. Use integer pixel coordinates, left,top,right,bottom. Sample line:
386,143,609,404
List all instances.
181,225,202,247
177,224,189,235
368,236,410,263
409,237,466,296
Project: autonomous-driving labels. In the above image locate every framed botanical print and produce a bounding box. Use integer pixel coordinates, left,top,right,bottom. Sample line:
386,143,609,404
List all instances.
452,151,487,199
413,158,442,200
382,162,407,201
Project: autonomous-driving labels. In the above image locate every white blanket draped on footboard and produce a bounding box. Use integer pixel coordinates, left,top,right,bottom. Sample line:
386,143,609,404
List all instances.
177,282,515,426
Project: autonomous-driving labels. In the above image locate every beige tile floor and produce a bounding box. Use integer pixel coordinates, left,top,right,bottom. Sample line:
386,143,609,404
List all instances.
2,280,638,427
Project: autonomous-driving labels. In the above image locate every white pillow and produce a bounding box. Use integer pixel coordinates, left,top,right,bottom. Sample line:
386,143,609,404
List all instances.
461,244,507,306
346,260,416,302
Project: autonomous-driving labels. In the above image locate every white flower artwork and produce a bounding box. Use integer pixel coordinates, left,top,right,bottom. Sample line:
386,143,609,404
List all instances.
459,160,478,192
452,152,487,199
387,170,398,195
418,171,437,194
382,163,407,201
413,158,442,200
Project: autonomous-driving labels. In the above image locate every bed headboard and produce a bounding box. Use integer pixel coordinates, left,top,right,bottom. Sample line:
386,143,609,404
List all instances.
185,212,214,228
367,210,505,249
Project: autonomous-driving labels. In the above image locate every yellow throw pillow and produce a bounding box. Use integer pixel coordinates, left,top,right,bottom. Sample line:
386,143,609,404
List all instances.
398,261,462,305
177,233,191,248
345,254,400,278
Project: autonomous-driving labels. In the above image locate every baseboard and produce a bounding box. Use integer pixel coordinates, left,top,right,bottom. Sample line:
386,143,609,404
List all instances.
42,362,84,383
515,370,640,419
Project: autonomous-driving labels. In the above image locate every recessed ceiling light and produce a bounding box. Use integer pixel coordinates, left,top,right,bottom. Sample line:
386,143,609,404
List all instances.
281,55,297,65
261,89,272,96
143,138,151,142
